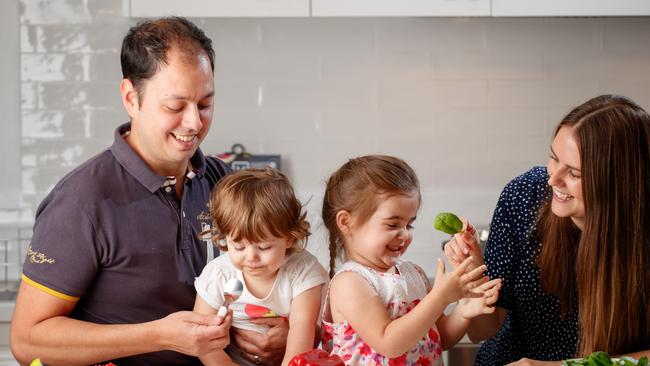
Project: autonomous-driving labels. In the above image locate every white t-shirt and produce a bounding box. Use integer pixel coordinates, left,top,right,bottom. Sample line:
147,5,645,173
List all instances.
194,249,328,334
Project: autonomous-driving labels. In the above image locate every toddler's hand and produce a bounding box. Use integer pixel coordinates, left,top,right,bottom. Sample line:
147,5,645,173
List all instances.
456,277,502,319
432,257,488,305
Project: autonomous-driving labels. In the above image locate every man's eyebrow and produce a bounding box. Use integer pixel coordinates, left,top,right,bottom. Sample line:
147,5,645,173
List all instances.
164,91,215,100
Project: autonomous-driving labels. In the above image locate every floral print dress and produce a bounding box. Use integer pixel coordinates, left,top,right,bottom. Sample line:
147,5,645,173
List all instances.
322,260,443,366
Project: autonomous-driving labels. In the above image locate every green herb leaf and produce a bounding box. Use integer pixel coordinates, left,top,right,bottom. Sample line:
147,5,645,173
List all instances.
564,352,645,366
589,352,614,366
433,212,463,235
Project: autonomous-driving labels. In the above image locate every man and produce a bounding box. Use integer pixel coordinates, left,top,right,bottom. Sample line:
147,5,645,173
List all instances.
11,17,286,365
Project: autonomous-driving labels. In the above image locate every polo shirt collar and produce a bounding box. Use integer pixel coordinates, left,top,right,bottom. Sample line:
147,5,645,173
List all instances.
110,122,207,194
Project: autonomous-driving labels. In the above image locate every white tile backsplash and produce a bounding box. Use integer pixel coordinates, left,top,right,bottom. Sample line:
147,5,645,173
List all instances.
7,3,650,275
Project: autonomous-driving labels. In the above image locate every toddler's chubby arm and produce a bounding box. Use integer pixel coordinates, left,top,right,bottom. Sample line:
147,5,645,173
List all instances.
329,257,486,358
281,285,324,366
193,295,237,366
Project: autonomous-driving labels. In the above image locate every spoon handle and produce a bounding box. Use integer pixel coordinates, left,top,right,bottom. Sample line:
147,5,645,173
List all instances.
216,305,228,318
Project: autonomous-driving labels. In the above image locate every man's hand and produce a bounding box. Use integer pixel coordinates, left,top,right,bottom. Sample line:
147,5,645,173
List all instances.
155,310,232,357
231,317,289,365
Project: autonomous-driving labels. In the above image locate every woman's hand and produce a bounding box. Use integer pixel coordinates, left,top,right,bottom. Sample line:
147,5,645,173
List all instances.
506,358,563,366
444,221,484,271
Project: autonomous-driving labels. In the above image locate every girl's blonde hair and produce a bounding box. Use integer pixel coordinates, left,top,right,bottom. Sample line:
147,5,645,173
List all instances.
322,155,420,278
207,168,310,253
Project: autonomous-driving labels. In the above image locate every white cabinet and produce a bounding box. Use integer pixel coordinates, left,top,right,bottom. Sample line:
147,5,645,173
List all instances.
129,0,650,17
130,0,310,18
311,0,490,17
492,0,650,16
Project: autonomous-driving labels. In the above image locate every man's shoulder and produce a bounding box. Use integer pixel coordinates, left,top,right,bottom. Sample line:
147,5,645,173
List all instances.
41,148,130,210
203,156,232,187
53,149,118,192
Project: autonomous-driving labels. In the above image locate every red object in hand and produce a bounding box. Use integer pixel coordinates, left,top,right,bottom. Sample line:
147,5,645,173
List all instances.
288,349,345,366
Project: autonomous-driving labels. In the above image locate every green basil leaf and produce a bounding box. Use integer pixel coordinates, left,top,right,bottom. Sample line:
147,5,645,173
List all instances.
433,212,463,235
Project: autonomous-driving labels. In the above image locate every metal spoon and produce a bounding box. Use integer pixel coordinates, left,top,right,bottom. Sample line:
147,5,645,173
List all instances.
216,278,243,318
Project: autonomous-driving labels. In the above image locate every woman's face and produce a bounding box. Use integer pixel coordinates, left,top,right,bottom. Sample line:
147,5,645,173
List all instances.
547,126,585,229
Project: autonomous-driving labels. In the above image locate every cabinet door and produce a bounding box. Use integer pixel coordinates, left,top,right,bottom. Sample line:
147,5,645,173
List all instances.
311,0,490,17
130,0,310,17
492,0,650,16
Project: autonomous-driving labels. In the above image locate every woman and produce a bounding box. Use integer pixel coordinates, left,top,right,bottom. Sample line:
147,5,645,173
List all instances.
445,94,650,365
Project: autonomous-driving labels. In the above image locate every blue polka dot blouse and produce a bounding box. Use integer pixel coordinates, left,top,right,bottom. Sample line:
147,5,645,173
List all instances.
475,167,579,366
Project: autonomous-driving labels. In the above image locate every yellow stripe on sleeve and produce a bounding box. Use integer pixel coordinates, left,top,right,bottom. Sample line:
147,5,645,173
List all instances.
21,274,80,302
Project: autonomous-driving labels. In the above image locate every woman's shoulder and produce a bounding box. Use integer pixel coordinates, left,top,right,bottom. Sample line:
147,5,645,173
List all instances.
506,166,549,192
499,167,549,205
489,166,549,235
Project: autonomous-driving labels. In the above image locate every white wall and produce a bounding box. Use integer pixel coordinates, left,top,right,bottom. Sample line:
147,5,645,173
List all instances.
0,0,21,209
7,0,650,275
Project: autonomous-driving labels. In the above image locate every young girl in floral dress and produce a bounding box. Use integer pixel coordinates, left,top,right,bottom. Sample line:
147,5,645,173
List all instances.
320,155,502,365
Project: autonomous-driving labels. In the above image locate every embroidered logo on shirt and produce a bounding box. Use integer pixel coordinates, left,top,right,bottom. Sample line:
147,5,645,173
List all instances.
197,210,211,221
27,245,56,264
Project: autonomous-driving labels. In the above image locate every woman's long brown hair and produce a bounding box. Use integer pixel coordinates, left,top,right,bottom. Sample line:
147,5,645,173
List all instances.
536,94,650,356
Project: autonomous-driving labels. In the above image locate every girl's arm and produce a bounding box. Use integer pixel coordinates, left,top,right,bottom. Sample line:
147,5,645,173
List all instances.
436,308,470,350
281,285,324,366
330,258,486,358
193,295,238,366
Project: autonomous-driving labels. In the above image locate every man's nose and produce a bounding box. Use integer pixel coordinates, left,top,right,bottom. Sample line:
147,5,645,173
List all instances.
182,105,202,131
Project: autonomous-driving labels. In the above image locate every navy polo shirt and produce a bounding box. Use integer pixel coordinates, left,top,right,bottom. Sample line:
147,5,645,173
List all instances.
22,122,230,365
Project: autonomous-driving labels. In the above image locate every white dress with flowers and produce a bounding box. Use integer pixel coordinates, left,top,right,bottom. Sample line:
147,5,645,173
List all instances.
322,260,443,366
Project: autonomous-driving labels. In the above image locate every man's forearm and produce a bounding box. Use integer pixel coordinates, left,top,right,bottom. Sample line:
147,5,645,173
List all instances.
12,316,161,365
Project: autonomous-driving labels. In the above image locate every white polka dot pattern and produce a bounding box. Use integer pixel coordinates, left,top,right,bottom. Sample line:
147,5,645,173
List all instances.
475,167,579,366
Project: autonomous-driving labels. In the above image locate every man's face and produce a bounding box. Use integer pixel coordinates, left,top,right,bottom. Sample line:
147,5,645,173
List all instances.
123,46,214,177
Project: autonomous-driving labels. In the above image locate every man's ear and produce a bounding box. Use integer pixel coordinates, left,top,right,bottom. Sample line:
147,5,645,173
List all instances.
120,78,139,117
335,210,352,236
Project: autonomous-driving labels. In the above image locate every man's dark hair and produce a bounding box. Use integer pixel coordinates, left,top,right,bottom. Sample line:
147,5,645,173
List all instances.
120,16,215,98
